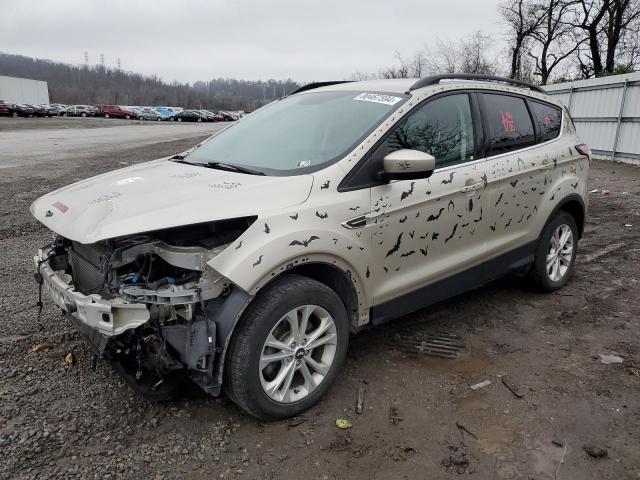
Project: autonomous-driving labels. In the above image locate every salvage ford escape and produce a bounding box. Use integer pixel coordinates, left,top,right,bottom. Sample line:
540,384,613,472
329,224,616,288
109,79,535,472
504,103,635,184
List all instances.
31,74,590,419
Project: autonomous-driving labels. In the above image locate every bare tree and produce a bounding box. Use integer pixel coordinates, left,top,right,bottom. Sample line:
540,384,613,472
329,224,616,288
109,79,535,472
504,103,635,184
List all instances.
571,0,640,76
379,52,411,78
459,31,498,74
422,32,497,75
527,0,584,84
501,0,547,79
424,38,461,74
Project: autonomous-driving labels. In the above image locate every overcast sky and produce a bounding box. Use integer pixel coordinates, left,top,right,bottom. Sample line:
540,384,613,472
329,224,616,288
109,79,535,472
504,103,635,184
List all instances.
1,0,503,83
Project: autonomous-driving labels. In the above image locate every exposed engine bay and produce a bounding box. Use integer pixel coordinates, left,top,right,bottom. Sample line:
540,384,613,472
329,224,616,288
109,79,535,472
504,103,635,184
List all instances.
35,217,255,400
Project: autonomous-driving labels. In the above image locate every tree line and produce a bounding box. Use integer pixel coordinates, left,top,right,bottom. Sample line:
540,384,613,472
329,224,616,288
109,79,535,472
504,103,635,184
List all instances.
0,53,300,110
355,0,639,85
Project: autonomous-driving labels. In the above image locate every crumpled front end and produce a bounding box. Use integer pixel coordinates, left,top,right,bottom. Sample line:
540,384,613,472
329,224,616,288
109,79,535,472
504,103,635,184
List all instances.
34,218,254,400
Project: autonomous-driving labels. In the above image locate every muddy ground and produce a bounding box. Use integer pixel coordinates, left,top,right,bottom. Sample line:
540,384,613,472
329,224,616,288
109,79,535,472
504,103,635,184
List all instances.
0,119,639,479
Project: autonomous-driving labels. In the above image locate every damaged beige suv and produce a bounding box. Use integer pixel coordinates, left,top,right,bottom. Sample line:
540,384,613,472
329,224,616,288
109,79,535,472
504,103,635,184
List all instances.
32,74,590,419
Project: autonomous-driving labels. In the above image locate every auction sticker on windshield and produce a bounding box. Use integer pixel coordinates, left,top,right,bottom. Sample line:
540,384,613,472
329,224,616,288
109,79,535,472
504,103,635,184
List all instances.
353,92,403,105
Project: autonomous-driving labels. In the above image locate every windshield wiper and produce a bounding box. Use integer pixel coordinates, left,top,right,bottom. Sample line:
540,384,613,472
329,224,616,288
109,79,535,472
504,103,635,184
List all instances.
207,161,265,176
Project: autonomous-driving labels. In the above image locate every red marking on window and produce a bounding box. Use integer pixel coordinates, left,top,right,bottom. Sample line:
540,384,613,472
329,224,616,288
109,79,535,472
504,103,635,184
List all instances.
53,202,68,213
501,111,516,133
543,115,552,127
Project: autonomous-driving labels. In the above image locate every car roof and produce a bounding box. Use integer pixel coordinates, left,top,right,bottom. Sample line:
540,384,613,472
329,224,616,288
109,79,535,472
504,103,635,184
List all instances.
304,77,562,106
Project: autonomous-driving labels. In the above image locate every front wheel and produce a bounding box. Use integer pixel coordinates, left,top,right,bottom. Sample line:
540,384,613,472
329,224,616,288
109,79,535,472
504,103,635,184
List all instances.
225,274,349,420
528,211,578,292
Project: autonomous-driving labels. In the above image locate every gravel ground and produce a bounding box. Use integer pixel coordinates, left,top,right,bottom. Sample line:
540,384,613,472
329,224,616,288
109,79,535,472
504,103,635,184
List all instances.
1,120,639,479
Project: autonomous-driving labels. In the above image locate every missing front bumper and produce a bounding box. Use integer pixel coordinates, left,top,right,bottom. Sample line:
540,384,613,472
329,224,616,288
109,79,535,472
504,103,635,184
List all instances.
35,249,151,336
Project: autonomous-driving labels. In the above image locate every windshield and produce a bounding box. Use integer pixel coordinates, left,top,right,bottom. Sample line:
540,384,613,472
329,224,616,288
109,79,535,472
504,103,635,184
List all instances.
186,90,406,175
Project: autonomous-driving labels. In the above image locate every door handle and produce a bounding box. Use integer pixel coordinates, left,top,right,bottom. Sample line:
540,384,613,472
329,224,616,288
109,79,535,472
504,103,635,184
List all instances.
539,160,554,171
460,181,484,193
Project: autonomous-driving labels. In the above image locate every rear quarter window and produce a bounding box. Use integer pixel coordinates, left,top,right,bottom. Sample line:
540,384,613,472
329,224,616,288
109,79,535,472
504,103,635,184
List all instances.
529,100,562,142
480,93,535,156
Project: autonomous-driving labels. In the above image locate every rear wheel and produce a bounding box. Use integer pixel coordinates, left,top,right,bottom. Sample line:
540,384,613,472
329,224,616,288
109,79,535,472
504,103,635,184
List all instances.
104,113,110,118
225,274,349,420
177,117,182,122
528,211,578,292
11,111,18,118
81,112,87,117
125,114,131,119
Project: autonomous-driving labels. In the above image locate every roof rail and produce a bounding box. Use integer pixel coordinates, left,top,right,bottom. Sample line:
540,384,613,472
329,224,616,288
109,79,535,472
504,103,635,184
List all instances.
289,81,354,95
407,74,545,94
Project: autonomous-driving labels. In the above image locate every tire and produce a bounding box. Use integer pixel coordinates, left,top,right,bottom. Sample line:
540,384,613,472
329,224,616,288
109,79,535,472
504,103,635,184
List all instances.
125,114,131,120
528,211,578,292
197,117,202,122
11,111,18,118
104,113,110,118
157,117,162,121
177,117,182,122
81,112,87,117
225,274,349,420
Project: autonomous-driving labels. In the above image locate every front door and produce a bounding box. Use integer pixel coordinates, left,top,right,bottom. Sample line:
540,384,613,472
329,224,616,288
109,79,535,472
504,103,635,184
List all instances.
366,92,490,309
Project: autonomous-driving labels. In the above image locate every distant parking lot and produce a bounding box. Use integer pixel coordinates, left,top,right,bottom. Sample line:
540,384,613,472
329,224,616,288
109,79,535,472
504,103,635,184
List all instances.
0,117,228,168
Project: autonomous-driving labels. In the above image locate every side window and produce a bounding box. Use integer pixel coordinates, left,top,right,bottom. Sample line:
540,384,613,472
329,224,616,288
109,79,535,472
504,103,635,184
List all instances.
386,94,475,169
529,100,562,142
480,93,535,155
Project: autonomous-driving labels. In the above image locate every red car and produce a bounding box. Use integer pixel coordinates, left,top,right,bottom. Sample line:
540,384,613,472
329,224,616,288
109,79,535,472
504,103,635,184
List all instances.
101,105,135,119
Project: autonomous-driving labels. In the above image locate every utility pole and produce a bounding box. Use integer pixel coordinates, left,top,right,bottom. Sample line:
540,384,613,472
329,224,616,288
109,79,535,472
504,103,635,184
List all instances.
100,53,105,69
117,58,121,71
84,51,89,68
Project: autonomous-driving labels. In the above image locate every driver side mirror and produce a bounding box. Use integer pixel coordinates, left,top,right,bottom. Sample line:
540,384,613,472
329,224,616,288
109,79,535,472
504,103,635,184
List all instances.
381,149,435,181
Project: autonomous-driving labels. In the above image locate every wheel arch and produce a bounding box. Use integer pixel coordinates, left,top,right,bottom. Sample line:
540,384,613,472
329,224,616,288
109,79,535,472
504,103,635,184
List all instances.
278,262,361,331
552,194,585,238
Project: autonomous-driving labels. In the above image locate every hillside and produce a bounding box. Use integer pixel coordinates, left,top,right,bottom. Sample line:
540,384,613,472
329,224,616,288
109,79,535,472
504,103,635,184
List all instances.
0,53,300,110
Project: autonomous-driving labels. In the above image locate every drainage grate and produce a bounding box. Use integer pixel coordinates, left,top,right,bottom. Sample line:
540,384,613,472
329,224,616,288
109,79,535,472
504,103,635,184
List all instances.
387,331,466,359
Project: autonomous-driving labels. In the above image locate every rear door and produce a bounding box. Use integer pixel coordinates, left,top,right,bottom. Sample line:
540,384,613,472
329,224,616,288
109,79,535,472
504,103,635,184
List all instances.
478,92,553,261
366,92,491,308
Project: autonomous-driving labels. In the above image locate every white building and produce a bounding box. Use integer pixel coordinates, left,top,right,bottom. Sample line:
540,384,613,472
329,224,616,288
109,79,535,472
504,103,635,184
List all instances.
544,72,640,165
0,75,50,104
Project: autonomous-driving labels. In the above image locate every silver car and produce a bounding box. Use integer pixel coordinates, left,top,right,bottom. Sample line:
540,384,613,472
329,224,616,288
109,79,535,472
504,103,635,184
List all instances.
31,74,590,419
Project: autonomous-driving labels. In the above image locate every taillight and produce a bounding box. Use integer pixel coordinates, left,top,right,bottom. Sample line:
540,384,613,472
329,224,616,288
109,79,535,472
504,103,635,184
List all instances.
575,144,591,156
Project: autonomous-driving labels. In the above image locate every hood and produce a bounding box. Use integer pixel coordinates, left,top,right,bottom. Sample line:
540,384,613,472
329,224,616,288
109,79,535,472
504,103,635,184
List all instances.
31,158,313,243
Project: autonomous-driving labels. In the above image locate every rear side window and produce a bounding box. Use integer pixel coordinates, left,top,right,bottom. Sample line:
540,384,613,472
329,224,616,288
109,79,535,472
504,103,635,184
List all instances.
480,93,535,156
386,93,475,169
529,100,562,142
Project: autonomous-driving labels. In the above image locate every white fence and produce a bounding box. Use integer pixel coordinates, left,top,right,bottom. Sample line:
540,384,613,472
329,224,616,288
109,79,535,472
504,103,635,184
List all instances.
544,72,640,165
0,75,50,105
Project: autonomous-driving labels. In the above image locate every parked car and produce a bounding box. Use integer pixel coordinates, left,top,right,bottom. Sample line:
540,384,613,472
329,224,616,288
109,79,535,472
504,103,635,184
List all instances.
201,110,225,122
89,105,104,117
25,104,48,117
50,104,68,116
174,110,205,122
0,100,12,116
101,105,135,119
31,74,590,419
8,104,35,117
39,105,61,117
137,108,163,121
217,110,237,121
65,105,93,117
152,108,174,120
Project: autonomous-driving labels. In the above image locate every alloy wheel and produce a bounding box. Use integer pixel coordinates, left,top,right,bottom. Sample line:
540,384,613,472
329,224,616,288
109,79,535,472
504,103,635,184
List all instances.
546,224,574,282
259,305,337,403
